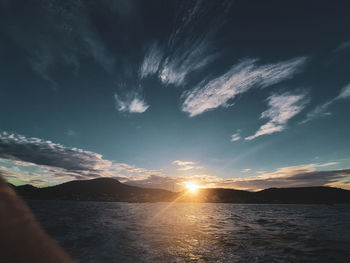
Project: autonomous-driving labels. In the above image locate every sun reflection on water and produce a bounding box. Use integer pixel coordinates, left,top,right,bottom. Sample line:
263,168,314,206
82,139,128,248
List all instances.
143,203,221,262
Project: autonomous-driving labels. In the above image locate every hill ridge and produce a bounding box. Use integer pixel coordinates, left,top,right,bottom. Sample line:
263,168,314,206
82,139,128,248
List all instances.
13,177,350,204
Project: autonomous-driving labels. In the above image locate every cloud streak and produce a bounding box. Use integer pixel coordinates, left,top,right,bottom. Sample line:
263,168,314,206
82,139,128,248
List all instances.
172,160,202,171
114,92,149,113
302,83,350,123
139,0,232,86
181,57,308,117
231,131,241,142
158,41,218,86
140,38,217,86
3,0,115,89
139,42,163,79
246,92,308,140
333,40,350,53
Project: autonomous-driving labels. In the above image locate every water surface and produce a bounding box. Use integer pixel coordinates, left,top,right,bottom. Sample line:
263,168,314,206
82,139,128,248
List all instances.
28,201,350,262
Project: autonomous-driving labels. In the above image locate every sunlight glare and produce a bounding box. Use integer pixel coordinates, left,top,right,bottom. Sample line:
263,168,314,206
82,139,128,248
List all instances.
185,182,200,194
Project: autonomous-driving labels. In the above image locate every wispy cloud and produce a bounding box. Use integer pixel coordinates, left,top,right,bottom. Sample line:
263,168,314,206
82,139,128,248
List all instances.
158,41,218,86
333,40,350,53
3,0,115,89
139,42,163,79
28,46,61,90
231,130,241,142
246,92,308,140
65,130,78,137
302,83,350,123
172,160,202,171
139,38,217,87
82,32,115,74
114,92,149,113
336,83,350,99
246,92,307,140
157,0,232,86
181,57,308,117
241,169,252,173
139,0,232,86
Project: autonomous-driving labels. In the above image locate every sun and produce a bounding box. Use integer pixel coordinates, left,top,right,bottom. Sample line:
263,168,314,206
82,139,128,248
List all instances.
185,182,200,193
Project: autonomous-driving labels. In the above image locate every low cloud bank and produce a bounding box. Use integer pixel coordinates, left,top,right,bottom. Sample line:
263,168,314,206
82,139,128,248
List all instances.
1,132,349,191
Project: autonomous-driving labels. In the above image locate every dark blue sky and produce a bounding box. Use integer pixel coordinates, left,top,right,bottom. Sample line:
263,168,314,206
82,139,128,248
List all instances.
0,0,350,190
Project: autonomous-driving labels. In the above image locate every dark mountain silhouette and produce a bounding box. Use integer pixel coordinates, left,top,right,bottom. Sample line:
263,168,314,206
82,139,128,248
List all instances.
14,178,177,202
255,187,350,204
13,178,350,204
196,187,350,204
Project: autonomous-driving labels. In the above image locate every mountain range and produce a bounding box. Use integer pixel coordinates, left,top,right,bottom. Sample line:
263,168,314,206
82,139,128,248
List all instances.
11,178,350,204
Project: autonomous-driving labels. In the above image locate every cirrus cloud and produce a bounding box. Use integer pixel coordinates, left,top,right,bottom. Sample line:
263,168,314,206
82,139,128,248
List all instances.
114,92,149,113
231,131,241,142
139,0,232,87
302,83,350,123
245,92,308,140
181,57,308,117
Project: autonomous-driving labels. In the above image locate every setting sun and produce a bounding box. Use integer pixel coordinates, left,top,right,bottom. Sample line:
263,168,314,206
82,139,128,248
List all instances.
185,182,200,193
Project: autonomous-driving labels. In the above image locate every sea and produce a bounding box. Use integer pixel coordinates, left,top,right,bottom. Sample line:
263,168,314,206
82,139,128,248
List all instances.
27,201,350,263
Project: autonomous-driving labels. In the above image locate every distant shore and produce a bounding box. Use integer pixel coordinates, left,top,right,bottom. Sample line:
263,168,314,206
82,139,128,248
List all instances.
11,177,350,204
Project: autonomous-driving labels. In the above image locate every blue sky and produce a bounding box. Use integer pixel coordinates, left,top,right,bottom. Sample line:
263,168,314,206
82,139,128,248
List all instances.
0,0,350,190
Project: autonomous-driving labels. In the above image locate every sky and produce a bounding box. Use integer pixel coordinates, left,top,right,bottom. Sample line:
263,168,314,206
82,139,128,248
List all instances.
0,0,350,191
